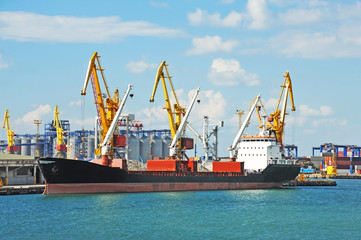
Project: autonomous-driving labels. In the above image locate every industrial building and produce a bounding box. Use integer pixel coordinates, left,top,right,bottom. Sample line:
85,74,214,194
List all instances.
302,143,361,175
0,120,172,162
0,153,43,185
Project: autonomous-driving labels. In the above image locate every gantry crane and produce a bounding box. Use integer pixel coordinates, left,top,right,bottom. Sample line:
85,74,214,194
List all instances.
150,61,199,158
2,110,19,153
268,72,296,146
53,105,67,158
81,52,121,157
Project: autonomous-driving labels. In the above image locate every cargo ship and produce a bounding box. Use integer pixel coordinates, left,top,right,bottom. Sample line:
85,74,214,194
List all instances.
37,56,300,195
37,157,300,194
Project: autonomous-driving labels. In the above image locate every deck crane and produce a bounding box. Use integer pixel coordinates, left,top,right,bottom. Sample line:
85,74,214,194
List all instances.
2,110,19,153
81,52,121,157
150,61,199,159
53,105,67,158
228,93,261,160
100,84,133,166
168,87,200,158
268,72,296,147
249,95,273,136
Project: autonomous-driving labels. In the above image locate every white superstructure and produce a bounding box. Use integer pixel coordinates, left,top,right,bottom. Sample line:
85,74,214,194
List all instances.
229,92,295,172
235,136,291,171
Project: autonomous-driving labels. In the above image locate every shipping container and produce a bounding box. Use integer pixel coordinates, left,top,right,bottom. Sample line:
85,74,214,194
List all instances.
213,161,244,172
147,160,177,171
181,138,194,149
114,135,126,147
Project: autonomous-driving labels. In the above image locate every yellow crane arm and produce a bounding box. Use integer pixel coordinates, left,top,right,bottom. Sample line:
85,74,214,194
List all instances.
270,72,296,144
80,52,111,140
53,105,65,145
149,61,185,138
2,110,15,147
250,96,273,133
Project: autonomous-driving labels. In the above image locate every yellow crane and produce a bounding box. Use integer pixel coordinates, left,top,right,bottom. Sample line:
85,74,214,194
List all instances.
150,61,185,137
2,110,19,153
150,61,199,158
149,61,186,155
81,52,120,157
268,72,296,146
53,105,67,158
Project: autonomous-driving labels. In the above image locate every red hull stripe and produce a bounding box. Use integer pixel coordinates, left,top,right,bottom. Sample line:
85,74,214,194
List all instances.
44,182,283,195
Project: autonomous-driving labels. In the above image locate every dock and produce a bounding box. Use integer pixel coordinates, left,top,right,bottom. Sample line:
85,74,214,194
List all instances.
0,184,45,195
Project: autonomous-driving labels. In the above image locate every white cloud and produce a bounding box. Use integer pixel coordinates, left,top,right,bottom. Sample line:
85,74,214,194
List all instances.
150,1,168,8
0,53,9,69
0,11,183,43
186,36,239,55
136,104,172,130
311,118,347,128
187,8,242,27
137,88,227,135
208,58,261,86
268,31,358,59
299,105,333,117
246,0,269,30
68,117,96,130
69,100,82,107
190,89,227,122
279,9,322,25
262,97,278,112
220,0,235,4
126,61,157,73
15,104,52,124
337,1,361,19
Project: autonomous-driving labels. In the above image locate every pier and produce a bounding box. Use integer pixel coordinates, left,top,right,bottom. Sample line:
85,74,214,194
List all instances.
0,184,45,195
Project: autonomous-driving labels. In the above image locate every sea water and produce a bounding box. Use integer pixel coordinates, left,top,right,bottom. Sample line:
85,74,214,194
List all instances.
1,179,360,240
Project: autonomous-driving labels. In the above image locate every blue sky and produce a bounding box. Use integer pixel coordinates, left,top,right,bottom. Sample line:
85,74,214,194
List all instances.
1,0,361,157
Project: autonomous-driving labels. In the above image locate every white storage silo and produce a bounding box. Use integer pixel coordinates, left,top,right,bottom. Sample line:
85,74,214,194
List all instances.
140,135,151,163
67,137,76,159
21,137,31,156
151,135,163,159
87,135,95,159
14,137,21,155
128,134,140,161
162,135,171,158
31,137,44,157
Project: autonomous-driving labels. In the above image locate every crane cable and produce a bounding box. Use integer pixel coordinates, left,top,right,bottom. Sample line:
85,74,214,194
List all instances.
81,95,85,130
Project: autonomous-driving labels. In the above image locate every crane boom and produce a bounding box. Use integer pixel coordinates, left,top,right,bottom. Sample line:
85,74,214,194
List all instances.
169,87,200,157
80,52,121,156
100,84,133,166
53,105,67,158
269,72,296,145
2,110,18,153
229,93,261,159
149,61,185,138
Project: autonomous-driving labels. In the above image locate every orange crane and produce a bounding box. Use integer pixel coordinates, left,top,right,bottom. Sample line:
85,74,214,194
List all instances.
2,110,19,153
268,72,296,146
81,52,121,157
53,105,67,158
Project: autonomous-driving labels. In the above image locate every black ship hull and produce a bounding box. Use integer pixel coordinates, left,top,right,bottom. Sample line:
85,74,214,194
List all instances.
37,157,300,195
